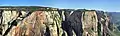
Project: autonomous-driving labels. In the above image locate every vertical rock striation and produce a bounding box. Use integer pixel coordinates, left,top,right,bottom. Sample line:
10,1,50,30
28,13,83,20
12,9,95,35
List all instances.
0,6,116,36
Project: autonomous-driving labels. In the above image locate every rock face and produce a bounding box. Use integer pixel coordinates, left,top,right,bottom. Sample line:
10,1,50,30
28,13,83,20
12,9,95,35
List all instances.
81,11,98,36
7,11,47,36
6,11,63,36
0,6,117,36
61,10,83,36
2,10,19,35
0,10,3,35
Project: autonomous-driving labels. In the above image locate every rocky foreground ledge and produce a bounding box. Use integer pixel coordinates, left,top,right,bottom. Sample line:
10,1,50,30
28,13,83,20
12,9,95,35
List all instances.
0,6,119,36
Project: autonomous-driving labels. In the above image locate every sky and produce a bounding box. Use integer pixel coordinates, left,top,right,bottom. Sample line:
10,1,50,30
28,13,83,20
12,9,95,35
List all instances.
0,0,120,12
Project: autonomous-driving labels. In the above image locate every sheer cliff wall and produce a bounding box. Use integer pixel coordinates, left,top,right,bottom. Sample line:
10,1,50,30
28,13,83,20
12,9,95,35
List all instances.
0,7,113,36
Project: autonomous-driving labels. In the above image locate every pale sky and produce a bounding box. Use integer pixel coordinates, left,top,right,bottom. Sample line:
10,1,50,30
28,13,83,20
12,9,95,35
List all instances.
0,0,120,12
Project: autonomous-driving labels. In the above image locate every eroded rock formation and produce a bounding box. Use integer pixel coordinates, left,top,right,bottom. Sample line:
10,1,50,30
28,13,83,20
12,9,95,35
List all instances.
0,6,117,36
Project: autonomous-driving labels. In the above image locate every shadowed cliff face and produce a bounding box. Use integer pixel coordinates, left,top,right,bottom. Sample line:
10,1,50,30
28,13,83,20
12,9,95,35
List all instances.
0,6,118,36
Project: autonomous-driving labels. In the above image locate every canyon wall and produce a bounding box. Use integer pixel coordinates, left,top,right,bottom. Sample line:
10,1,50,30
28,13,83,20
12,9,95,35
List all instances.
0,6,117,36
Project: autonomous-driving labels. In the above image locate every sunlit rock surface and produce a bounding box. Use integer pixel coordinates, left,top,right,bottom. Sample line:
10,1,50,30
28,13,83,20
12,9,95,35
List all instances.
0,6,119,36
81,11,98,36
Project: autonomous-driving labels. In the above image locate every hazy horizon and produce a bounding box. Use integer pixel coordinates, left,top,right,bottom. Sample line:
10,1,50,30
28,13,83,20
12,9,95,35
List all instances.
0,0,120,12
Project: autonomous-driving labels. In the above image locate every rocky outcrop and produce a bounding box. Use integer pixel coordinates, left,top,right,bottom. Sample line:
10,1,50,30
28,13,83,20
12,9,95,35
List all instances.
5,11,63,36
2,10,19,35
7,11,47,36
0,6,117,36
61,10,83,36
81,10,98,36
